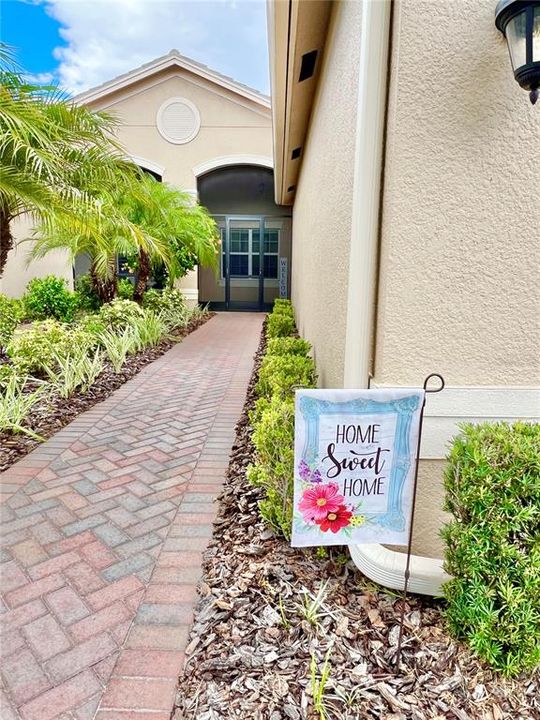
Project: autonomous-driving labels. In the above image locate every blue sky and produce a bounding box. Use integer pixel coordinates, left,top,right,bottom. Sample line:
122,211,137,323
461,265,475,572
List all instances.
2,0,270,95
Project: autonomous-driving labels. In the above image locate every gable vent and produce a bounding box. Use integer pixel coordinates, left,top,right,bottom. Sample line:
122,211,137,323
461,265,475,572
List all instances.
157,98,201,145
299,50,318,82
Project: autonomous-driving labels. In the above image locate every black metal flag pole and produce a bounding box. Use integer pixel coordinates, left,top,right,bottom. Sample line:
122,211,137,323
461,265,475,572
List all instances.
394,373,445,672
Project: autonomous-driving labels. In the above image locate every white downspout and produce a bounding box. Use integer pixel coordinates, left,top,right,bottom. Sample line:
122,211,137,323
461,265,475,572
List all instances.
343,0,448,596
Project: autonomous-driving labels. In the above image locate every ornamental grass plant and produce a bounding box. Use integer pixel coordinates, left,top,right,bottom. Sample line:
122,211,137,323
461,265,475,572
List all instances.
442,421,540,676
247,299,316,537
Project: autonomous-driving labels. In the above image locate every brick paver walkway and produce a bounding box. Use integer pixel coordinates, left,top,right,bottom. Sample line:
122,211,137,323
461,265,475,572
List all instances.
0,313,263,720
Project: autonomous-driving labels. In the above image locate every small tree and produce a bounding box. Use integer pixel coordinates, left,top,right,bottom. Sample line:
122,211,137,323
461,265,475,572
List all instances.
118,175,219,302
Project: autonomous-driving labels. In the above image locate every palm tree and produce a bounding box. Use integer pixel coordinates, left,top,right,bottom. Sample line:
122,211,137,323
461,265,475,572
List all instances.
0,45,134,278
31,169,173,303
118,174,219,302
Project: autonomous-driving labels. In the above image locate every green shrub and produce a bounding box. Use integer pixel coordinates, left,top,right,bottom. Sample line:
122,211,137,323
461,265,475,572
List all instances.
98,299,145,331
117,278,134,300
143,288,189,331
247,300,316,538
7,320,93,374
273,298,293,313
0,294,23,352
24,275,78,322
77,313,106,339
267,336,311,357
247,396,295,538
257,354,316,400
442,421,540,676
74,274,101,312
267,311,295,338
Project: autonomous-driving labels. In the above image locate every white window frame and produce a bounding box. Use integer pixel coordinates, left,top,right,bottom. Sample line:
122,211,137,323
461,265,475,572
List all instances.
221,228,280,280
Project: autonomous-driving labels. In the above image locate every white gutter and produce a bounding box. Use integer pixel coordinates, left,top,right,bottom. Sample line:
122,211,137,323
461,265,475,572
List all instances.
342,1,447,597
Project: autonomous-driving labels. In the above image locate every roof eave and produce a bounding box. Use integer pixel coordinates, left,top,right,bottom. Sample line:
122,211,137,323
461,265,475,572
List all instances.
74,51,271,110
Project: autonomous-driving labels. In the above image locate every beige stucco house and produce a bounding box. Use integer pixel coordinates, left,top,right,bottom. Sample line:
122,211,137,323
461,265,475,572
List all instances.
268,0,540,585
1,50,291,310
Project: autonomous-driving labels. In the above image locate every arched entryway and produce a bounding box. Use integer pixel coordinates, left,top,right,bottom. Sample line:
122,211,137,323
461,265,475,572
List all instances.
197,165,292,311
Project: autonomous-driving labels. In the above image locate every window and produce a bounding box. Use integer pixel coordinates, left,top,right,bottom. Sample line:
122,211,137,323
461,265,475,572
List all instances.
222,228,279,279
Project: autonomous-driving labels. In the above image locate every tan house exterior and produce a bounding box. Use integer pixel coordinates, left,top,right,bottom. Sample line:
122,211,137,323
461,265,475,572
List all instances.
268,0,540,572
1,50,290,308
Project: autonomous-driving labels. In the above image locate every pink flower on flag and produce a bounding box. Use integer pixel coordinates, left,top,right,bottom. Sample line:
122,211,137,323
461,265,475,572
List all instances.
299,483,345,522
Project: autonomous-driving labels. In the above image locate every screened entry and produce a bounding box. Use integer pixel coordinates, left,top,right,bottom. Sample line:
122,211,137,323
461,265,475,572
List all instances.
198,166,292,310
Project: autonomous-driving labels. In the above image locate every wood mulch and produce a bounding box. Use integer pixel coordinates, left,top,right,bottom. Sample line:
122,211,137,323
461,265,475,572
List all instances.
173,328,538,720
0,313,213,473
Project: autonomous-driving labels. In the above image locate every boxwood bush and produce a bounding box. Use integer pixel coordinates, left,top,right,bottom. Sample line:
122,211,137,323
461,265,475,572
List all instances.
442,421,540,676
247,300,316,537
267,336,311,357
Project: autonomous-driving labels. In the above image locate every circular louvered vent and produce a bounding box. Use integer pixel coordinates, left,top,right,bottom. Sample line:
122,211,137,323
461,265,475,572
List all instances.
156,98,200,144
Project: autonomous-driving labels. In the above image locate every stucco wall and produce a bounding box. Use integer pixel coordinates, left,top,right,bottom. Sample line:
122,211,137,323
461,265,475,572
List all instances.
2,67,273,300
88,70,273,192
291,0,362,389
375,0,540,387
0,217,73,298
371,0,540,558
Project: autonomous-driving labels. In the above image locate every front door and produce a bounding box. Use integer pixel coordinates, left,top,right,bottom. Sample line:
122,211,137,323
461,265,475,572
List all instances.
224,217,264,311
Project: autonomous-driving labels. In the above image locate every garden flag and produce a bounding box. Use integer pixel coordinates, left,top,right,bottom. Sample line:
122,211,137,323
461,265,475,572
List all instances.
292,388,425,547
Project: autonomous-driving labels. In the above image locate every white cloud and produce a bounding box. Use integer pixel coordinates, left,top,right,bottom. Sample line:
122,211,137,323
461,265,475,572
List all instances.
25,71,55,84
40,0,269,96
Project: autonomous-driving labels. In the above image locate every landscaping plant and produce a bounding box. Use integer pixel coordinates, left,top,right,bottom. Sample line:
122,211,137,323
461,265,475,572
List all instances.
266,305,296,338
74,274,101,312
0,372,46,439
267,336,311,357
23,275,78,322
97,298,145,331
117,278,135,300
247,299,316,537
98,328,137,373
44,348,104,398
7,319,93,374
128,311,167,351
0,293,23,352
442,421,540,676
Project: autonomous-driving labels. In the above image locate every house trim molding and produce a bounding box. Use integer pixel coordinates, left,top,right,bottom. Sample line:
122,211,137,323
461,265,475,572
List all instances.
128,155,166,177
370,383,540,459
193,154,273,177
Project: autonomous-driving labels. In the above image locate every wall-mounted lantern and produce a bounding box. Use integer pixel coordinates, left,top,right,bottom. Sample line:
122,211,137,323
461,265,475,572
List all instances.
495,0,540,104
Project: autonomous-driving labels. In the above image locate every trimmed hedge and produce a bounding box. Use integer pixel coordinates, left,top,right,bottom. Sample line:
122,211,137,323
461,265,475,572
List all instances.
442,421,540,676
247,299,316,537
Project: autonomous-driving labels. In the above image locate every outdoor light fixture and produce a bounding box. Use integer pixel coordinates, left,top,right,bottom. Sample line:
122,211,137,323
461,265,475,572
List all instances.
495,0,540,104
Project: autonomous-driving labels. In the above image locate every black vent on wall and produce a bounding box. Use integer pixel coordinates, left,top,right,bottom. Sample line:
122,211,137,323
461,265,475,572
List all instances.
291,147,302,160
299,50,318,82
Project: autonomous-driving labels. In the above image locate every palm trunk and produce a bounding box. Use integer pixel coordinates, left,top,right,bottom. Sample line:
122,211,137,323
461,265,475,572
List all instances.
133,249,150,304
90,259,117,303
0,206,14,279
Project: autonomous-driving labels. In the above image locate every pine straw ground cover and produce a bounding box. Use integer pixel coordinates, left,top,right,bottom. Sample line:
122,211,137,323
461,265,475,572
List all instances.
0,312,213,472
173,330,538,720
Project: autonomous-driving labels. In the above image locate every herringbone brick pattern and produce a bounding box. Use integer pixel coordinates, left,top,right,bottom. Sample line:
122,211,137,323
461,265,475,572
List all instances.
0,312,263,720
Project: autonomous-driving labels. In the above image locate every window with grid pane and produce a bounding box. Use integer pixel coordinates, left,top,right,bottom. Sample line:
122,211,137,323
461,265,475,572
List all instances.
222,228,280,278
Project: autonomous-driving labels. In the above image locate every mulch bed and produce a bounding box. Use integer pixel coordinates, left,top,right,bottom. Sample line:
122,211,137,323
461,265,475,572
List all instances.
173,328,538,720
0,313,214,473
